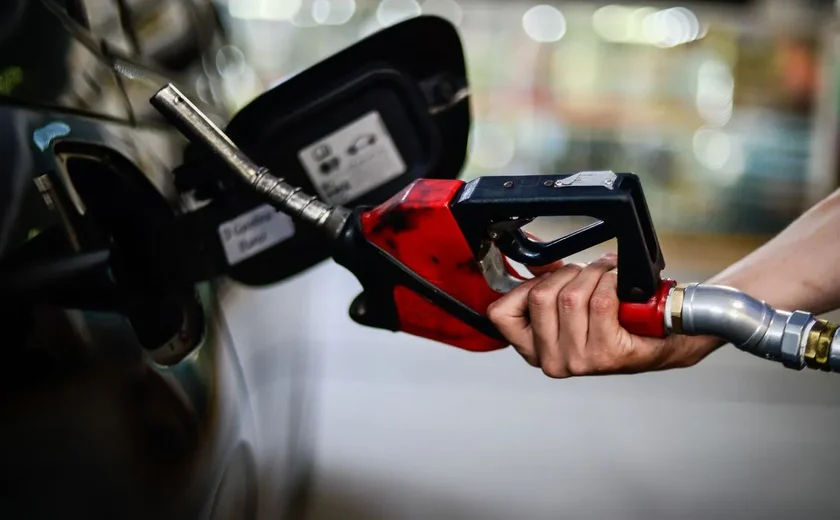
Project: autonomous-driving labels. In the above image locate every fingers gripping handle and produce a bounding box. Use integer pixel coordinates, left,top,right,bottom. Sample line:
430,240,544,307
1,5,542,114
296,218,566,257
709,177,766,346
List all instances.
497,260,675,339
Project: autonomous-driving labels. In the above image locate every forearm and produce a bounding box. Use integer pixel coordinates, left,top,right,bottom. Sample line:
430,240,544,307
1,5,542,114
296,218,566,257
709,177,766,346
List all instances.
669,188,840,361
706,188,840,315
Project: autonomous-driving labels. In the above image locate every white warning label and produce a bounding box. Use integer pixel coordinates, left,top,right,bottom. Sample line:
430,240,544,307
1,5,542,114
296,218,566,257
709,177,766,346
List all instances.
218,204,295,266
297,111,407,205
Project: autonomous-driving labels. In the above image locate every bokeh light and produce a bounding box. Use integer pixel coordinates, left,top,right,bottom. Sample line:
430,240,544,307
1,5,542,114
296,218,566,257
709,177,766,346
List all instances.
592,4,703,47
377,0,422,27
522,5,567,43
312,0,356,25
693,126,745,185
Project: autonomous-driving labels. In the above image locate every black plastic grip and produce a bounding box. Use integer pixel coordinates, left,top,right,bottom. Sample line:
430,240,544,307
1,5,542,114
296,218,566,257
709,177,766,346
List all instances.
449,172,665,303
495,220,616,266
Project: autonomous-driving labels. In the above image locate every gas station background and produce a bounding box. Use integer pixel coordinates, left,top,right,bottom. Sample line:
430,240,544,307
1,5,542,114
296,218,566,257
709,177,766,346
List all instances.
35,2,840,518
192,3,840,519
206,0,838,243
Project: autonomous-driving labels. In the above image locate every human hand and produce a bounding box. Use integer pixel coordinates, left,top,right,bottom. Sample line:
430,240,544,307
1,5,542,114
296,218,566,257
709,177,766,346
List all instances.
487,253,721,378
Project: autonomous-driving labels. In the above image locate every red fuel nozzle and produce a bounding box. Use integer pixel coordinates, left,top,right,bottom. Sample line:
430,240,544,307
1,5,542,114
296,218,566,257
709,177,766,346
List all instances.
617,279,676,338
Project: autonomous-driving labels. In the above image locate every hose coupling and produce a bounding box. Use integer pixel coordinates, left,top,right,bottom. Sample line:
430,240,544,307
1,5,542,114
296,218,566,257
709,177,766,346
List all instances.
667,282,840,373
804,319,840,372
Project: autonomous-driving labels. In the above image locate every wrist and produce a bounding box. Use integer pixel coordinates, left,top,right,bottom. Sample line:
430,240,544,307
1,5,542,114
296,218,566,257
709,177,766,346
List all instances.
665,333,726,368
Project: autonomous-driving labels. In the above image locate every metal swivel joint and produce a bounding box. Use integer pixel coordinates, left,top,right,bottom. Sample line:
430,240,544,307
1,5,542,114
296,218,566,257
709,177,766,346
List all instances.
667,283,840,372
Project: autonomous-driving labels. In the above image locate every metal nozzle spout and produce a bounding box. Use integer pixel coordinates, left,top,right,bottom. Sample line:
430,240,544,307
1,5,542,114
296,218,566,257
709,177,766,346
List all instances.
150,83,350,238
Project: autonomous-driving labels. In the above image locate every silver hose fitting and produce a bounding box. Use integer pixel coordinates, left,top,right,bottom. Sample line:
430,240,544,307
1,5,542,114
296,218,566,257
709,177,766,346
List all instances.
671,283,840,372
150,83,350,238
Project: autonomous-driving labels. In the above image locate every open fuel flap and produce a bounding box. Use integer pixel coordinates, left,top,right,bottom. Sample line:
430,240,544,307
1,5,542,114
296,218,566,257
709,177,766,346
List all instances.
0,15,474,361
172,15,472,286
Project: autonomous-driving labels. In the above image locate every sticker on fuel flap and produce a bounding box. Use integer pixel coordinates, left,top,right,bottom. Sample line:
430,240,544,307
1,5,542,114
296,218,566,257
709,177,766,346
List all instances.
297,111,407,205
218,204,295,265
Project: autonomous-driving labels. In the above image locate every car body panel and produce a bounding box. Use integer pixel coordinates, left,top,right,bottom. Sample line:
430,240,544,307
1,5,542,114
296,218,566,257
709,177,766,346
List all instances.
0,2,313,518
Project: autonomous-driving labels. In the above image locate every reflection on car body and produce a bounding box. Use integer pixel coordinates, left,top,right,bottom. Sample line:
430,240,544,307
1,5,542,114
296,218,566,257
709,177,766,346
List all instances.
0,1,313,518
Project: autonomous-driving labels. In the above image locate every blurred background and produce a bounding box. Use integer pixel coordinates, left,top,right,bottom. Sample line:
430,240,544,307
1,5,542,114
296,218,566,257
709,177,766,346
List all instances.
193,1,840,519
4,0,840,518
208,0,838,237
